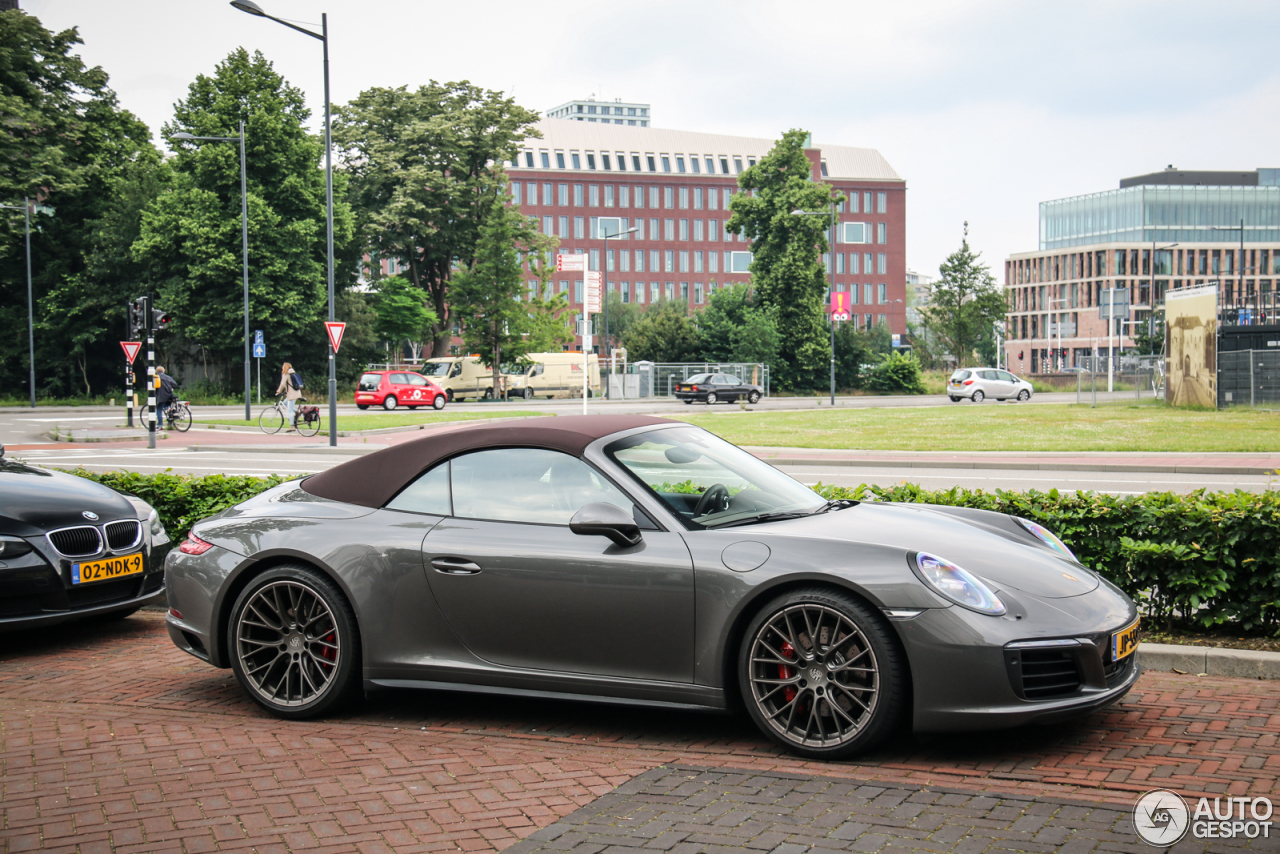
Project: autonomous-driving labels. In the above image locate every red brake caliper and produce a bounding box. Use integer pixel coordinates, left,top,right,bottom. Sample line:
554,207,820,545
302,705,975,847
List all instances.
779,641,797,702
319,632,337,668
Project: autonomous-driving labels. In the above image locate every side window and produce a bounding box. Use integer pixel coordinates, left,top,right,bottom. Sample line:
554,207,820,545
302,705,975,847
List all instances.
532,364,544,377
449,363,462,378
450,449,631,525
998,371,1016,382
408,374,429,386
979,370,998,380
386,462,452,516
723,375,742,385
712,375,728,384
391,373,410,385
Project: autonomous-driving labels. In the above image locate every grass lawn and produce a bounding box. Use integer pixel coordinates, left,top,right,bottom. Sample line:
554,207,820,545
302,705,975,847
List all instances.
197,410,548,432
674,401,1280,453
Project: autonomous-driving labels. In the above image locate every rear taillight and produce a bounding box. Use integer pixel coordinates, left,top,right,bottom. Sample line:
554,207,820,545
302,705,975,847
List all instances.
962,379,974,385
179,533,214,555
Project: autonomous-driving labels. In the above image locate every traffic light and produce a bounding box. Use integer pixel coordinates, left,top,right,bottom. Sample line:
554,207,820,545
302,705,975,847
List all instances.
129,298,147,337
1018,350,1024,360
151,308,172,331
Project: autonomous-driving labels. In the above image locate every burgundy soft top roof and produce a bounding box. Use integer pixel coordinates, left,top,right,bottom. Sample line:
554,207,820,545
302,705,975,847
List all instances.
301,414,675,508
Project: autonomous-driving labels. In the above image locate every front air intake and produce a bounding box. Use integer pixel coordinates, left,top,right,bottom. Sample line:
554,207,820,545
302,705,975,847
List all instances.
47,526,103,558
1019,649,1083,699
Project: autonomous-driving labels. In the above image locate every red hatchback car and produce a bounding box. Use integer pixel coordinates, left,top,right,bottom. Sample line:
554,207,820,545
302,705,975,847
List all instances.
355,371,447,411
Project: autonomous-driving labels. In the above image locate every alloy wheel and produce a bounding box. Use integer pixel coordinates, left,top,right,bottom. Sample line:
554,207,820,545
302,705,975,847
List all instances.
746,602,880,750
235,580,342,707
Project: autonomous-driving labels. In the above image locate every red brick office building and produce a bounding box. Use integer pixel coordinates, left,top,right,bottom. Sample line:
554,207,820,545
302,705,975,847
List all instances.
500,119,907,350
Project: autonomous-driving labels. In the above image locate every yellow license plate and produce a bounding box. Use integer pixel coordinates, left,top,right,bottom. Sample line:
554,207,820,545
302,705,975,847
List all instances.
1111,617,1140,661
72,552,143,585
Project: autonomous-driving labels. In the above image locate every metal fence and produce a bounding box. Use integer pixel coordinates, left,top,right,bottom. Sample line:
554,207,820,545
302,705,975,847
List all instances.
1074,367,1162,405
1218,349,1280,408
621,361,770,399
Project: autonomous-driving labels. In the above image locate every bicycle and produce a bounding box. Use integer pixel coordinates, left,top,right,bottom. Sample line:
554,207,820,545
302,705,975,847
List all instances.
162,400,192,432
258,396,321,437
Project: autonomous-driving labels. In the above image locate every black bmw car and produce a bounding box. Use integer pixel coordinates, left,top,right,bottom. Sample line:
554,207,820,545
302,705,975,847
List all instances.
165,415,1140,759
674,373,764,404
0,454,171,629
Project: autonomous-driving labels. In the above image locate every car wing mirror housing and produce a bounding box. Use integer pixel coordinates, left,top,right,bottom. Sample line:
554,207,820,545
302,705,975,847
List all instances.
570,502,642,548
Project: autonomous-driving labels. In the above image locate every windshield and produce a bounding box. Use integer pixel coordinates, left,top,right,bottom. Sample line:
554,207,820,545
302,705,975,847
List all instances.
950,370,971,381
684,374,713,384
605,426,827,529
420,361,452,377
358,373,382,390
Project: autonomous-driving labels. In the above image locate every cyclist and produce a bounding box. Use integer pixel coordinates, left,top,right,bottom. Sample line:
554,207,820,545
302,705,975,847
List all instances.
156,366,178,428
275,361,304,432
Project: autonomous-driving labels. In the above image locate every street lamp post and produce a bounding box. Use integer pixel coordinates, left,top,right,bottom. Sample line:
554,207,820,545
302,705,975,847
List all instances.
601,225,638,399
792,203,838,405
0,198,39,407
171,123,251,421
232,0,337,446
1049,297,1068,372
1210,220,1246,308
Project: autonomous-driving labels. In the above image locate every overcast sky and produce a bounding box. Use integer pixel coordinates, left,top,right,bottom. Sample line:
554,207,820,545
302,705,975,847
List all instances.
26,0,1280,282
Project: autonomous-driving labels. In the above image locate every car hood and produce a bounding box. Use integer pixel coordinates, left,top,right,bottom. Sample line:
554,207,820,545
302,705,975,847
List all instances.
747,501,1100,599
0,461,138,536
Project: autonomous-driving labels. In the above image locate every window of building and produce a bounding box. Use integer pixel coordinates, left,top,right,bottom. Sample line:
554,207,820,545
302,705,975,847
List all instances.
864,314,873,331
540,151,550,168
542,215,553,234
590,185,599,206
876,254,887,276
877,313,887,327
747,157,756,168
864,283,874,305
864,253,873,275
877,223,886,244
665,282,674,300
620,250,630,272
708,219,719,241
650,217,659,238
707,188,719,210
646,155,657,172
589,249,600,271
650,186,660,208
709,251,718,273
695,282,704,303
510,182,521,205
679,187,689,209
558,216,568,237
820,160,828,177
719,157,730,174
694,251,703,273
650,249,660,271
631,154,642,172
567,184,576,206
604,186,615,208
675,156,686,173
574,280,583,303
635,250,645,272
694,219,704,241
587,153,597,170
664,187,674,209
601,153,611,171
679,250,689,272
849,252,859,274
690,157,700,174
693,188,704,210
733,157,744,173
836,253,844,274
664,219,675,240
878,283,887,304
679,219,689,240
861,191,871,213
632,219,644,240
619,185,629,208
606,249,614,272
664,250,674,272
526,151,536,168
730,251,753,273
680,282,689,301
661,155,671,172
559,280,568,296
621,281,630,303
877,192,886,213
542,183,553,205
556,152,566,169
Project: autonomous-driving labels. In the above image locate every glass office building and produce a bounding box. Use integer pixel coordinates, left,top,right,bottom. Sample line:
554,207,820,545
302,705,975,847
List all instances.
1041,179,1280,250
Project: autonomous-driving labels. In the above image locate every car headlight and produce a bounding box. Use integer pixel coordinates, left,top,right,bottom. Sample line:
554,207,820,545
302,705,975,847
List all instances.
913,552,1005,615
1014,517,1075,561
0,535,33,558
147,507,166,539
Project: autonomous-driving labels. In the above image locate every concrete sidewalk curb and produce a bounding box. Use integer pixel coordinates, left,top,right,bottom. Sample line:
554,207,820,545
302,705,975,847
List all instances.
1140,643,1280,679
757,456,1279,476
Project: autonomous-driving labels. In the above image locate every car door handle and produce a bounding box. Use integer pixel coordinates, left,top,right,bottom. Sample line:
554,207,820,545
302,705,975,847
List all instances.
430,557,482,575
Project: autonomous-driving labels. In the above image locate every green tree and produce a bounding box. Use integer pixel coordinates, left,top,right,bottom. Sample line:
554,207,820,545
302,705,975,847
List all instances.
920,226,1007,367
372,275,435,361
832,321,871,390
451,198,559,396
133,48,356,386
697,283,780,366
864,350,927,394
621,300,700,363
725,129,839,390
521,242,575,358
1,9,161,397
603,291,642,352
333,82,541,357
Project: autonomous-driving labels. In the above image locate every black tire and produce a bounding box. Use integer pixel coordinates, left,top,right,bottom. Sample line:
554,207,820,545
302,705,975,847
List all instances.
706,392,718,405
483,387,494,400
948,396,960,402
738,587,905,760
432,395,446,410
382,396,398,411
170,404,192,432
228,565,361,719
522,388,533,400
446,389,455,403
295,411,321,437
683,399,693,404
258,406,285,434
971,390,984,403
748,391,761,404
1017,389,1030,402
357,404,369,410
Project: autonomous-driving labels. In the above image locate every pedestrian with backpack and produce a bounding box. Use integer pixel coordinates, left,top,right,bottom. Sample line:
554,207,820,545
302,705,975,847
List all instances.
275,362,304,431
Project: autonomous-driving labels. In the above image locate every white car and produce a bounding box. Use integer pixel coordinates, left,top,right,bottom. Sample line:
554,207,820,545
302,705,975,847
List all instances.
948,368,1033,403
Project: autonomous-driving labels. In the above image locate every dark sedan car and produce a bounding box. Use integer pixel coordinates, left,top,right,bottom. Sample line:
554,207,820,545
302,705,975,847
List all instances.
0,455,171,630
674,373,763,404
165,415,1140,759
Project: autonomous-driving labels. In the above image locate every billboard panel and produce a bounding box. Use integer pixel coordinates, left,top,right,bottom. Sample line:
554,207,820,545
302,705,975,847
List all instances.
1165,285,1217,407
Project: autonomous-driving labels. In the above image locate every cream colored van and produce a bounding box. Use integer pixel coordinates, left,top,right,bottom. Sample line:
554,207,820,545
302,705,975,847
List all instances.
420,356,519,401
510,352,601,399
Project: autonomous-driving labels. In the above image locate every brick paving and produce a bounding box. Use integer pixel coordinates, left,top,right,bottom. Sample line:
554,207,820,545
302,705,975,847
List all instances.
507,764,1267,854
1,613,1278,853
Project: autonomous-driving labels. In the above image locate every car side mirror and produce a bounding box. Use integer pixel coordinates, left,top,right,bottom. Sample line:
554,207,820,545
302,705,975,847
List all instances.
570,502,642,548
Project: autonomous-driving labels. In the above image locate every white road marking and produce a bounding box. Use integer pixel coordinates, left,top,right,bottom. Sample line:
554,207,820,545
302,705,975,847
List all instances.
18,416,125,423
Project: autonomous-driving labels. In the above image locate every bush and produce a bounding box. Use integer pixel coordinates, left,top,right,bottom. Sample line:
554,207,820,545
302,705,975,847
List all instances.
814,481,1280,634
864,350,927,394
66,469,293,541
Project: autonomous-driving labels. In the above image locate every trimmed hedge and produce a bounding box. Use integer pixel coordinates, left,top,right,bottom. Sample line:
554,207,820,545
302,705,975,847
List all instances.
66,469,291,542
64,468,1280,634
815,482,1280,634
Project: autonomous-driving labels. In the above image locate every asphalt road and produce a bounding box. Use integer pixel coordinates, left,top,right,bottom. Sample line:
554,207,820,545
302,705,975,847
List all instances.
9,445,1272,495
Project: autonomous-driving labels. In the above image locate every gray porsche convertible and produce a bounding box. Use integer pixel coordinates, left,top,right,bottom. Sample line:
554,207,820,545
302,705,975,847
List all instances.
165,415,1140,759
